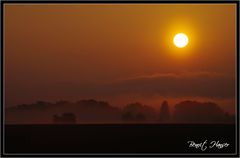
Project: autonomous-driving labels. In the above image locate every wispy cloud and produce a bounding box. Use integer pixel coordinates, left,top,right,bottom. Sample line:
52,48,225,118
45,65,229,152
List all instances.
98,71,235,98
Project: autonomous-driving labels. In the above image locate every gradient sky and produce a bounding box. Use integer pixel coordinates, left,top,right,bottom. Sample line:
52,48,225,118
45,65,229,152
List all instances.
4,4,236,113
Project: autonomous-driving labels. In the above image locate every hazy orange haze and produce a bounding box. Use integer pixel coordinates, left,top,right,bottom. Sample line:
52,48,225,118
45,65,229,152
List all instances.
4,4,236,113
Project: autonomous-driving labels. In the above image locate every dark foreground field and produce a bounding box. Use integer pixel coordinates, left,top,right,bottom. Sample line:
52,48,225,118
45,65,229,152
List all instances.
4,124,236,154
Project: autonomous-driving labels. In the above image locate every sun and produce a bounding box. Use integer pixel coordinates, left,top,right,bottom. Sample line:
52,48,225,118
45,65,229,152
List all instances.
173,33,189,48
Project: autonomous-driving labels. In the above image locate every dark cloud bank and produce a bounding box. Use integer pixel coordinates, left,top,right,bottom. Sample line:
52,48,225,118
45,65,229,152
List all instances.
32,71,235,99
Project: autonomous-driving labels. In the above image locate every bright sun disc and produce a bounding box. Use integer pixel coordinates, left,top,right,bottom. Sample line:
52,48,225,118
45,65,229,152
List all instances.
173,33,189,48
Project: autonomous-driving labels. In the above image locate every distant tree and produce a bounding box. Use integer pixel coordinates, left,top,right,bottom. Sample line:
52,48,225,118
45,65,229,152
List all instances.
159,101,170,123
224,112,235,123
173,100,230,123
56,100,70,105
122,112,134,121
136,113,146,122
17,104,30,110
122,102,156,122
76,99,111,109
36,101,47,105
53,113,77,124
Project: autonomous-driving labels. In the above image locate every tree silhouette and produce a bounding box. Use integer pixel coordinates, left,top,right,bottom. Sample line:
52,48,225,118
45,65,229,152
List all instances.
53,113,77,124
173,100,229,123
159,101,170,123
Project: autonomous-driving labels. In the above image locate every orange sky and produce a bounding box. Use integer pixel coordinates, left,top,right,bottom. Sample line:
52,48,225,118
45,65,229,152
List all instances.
4,4,236,113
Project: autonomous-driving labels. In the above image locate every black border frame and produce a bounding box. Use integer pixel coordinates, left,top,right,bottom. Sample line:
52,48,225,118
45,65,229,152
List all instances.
0,0,239,157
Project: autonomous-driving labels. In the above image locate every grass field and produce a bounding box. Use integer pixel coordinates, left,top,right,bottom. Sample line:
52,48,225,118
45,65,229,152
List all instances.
4,124,236,154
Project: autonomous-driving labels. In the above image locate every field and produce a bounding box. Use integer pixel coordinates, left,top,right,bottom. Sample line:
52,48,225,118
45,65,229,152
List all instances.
4,124,236,154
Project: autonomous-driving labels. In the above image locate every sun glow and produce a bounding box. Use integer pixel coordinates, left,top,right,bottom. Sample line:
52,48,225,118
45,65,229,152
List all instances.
173,33,189,48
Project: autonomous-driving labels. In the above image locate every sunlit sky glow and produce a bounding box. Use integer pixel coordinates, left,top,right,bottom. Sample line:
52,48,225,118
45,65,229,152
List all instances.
4,4,236,114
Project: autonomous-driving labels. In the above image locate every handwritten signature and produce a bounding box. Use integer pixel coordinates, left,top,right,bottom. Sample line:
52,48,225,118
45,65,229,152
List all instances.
187,140,229,151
